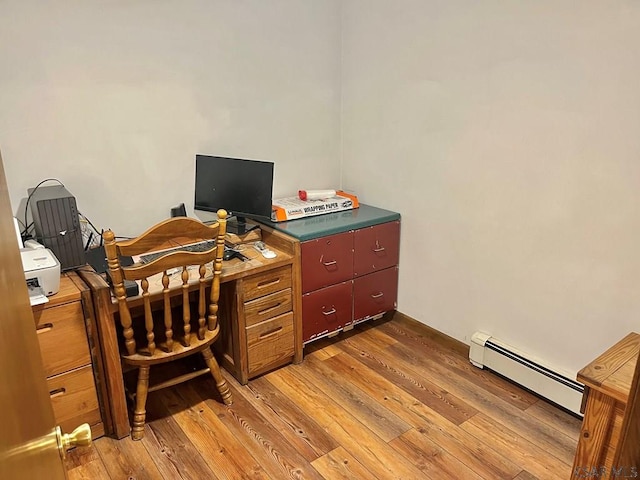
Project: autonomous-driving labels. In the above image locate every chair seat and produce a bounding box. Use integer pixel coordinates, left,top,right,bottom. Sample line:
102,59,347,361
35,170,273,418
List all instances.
121,325,220,366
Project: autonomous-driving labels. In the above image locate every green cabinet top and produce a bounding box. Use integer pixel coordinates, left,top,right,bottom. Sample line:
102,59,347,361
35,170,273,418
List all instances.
262,204,400,241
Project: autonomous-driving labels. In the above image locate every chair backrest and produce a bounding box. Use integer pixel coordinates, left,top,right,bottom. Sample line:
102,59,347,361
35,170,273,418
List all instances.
103,211,227,358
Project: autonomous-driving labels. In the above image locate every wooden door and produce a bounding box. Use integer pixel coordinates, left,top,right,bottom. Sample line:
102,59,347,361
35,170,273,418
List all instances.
0,151,68,479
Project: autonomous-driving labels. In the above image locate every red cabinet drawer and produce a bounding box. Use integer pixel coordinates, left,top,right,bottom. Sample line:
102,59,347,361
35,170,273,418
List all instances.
301,231,354,293
353,267,398,322
353,221,400,277
302,281,353,343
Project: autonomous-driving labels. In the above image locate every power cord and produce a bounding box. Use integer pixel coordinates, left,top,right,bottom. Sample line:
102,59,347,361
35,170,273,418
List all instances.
78,211,103,250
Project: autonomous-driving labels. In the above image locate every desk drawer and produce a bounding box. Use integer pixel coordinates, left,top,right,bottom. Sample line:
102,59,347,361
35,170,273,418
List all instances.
34,301,91,377
247,312,294,376
243,265,292,302
244,288,292,327
47,364,101,434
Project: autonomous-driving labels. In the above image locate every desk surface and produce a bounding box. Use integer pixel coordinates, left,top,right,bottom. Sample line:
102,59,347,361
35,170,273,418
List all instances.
577,332,640,404
100,241,293,309
261,203,401,241
32,272,82,310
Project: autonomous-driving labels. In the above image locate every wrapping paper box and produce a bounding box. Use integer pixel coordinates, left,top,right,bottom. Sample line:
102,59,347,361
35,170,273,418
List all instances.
271,191,359,222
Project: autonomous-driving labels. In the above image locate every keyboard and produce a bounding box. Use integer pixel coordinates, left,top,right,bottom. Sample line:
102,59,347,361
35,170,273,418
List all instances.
138,240,217,264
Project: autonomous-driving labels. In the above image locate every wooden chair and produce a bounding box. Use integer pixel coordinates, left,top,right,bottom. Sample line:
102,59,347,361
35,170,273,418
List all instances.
103,210,233,441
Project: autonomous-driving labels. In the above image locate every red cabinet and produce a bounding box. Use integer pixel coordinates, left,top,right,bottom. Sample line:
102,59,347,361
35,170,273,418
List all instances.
300,220,400,344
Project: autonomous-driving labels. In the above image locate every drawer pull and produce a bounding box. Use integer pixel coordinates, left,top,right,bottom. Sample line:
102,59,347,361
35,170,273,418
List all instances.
258,302,282,316
259,326,283,340
371,292,384,299
322,260,337,267
322,307,337,316
257,278,281,289
49,387,66,398
36,323,54,334
373,246,386,253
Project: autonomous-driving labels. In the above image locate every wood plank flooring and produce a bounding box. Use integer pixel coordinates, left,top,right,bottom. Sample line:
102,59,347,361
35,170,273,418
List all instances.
66,313,581,479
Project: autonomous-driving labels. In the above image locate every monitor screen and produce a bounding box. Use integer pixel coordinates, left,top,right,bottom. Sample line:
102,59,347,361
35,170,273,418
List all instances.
194,155,274,234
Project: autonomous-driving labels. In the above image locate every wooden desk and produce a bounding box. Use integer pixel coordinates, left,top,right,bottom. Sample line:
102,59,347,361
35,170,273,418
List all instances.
78,229,302,439
571,332,640,478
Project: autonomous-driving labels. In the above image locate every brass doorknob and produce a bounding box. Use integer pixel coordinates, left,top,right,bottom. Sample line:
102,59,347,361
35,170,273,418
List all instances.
56,423,92,458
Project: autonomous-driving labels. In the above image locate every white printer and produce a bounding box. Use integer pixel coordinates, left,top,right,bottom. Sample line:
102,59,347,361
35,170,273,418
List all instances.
20,242,61,305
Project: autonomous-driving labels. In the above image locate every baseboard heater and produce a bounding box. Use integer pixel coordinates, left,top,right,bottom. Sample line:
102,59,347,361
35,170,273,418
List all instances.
469,332,584,416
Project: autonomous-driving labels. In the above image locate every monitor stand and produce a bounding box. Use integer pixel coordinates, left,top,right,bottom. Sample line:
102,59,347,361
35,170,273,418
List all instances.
226,216,260,235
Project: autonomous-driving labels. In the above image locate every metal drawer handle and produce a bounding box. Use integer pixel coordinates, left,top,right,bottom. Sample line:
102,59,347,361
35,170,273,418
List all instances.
322,307,337,316
258,302,282,316
323,260,337,267
36,323,54,334
259,326,283,340
49,387,66,399
371,292,384,299
373,240,385,253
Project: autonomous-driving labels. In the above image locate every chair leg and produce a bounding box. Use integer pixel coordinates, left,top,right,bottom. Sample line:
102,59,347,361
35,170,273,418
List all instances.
131,365,150,441
201,347,232,405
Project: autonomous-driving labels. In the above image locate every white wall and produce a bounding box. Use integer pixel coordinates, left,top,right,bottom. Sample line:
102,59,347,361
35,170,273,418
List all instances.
0,0,341,237
3,1,638,376
341,1,640,375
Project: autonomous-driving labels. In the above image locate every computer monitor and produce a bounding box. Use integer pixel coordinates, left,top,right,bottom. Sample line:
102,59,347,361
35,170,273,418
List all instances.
194,154,274,235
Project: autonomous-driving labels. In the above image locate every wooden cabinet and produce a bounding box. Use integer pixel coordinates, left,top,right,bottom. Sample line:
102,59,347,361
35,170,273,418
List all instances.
571,332,640,479
32,272,105,439
218,263,297,385
301,219,400,343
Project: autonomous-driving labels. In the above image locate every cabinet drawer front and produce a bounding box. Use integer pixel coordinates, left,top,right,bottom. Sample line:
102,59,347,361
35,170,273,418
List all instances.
47,364,101,434
301,231,354,293
247,312,294,376
302,281,353,343
243,265,292,302
353,267,398,321
244,288,293,327
35,301,91,377
353,221,400,277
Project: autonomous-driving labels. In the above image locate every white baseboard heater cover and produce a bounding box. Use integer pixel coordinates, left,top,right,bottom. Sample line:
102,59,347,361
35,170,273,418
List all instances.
469,332,584,415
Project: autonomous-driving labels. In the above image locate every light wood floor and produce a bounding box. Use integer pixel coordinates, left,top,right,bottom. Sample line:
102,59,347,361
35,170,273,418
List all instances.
66,313,581,479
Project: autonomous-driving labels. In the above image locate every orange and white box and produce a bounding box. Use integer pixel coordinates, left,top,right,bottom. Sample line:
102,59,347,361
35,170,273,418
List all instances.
271,190,359,222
